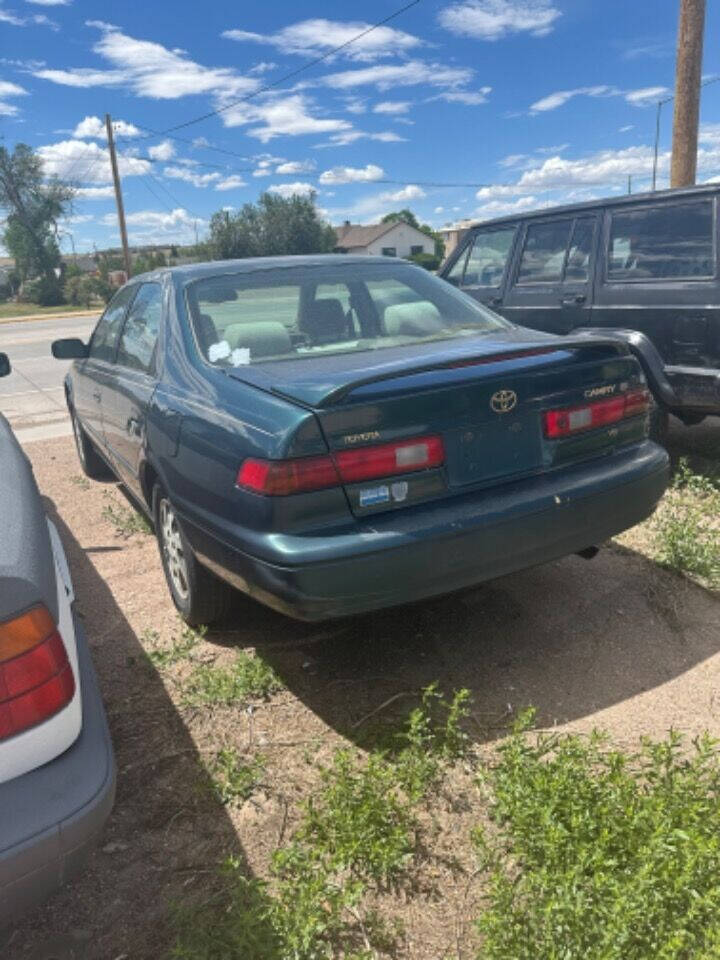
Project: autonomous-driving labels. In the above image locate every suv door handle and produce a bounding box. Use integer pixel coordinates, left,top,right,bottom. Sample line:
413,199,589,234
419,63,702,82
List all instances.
560,294,586,306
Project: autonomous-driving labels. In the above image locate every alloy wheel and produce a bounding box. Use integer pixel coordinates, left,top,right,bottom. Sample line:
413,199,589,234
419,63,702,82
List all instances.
159,499,189,600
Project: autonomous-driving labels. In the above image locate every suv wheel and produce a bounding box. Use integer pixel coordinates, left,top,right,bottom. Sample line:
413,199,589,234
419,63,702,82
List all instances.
154,487,231,626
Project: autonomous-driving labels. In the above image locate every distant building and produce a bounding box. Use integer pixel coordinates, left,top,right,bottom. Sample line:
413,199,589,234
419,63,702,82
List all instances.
107,270,128,288
61,255,98,275
334,221,433,259
437,219,475,259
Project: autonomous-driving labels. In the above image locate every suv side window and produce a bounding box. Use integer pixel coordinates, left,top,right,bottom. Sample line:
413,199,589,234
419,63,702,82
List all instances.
116,283,162,374
607,200,714,281
88,286,137,363
446,244,470,285
564,218,595,282
463,227,517,286
517,219,572,284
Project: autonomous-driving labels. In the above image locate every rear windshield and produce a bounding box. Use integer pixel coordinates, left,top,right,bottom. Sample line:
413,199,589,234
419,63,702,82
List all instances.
185,261,508,366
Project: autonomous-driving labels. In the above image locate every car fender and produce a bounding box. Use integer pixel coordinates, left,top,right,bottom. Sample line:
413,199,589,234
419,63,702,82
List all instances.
569,328,680,410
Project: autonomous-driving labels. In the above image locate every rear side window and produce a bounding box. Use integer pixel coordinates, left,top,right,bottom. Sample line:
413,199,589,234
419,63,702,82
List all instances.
117,283,162,374
607,200,714,281
517,220,572,284
564,218,595,282
88,286,136,363
463,227,516,286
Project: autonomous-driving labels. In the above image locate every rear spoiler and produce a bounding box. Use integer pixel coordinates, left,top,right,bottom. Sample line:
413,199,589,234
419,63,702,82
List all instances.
298,334,631,407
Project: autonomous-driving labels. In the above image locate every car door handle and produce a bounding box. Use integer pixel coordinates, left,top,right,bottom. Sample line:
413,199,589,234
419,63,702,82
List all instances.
560,294,586,306
92,391,101,402
127,417,141,438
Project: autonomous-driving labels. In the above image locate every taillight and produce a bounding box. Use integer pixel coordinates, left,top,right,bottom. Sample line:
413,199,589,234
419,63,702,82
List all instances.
544,388,651,439
0,605,75,741
237,435,445,496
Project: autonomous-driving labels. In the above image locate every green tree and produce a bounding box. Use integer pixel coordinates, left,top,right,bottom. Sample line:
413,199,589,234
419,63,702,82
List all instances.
0,143,74,304
207,191,336,260
381,208,446,260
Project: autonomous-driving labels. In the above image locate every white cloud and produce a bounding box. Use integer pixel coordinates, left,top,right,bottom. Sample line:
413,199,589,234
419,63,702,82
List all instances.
24,0,69,5
34,23,259,100
275,159,316,174
37,138,150,182
434,205,444,213
619,124,634,133
0,6,58,27
319,163,384,185
499,152,530,168
383,184,425,202
148,140,175,161
0,78,27,116
75,185,115,199
625,85,670,105
438,0,561,40
103,207,205,243
267,181,315,197
163,164,221,188
324,184,427,224
373,100,411,114
219,92,352,142
429,88,491,105
72,115,142,139
344,97,367,114
474,194,540,219
252,164,273,177
530,85,616,112
317,130,406,147
215,174,247,191
222,19,423,62
248,61,277,74
323,60,473,92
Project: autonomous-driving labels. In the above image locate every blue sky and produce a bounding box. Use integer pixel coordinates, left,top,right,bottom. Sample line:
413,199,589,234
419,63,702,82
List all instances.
3,0,720,253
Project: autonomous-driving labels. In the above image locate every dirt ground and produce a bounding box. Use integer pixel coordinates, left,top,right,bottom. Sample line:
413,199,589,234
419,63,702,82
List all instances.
4,420,720,960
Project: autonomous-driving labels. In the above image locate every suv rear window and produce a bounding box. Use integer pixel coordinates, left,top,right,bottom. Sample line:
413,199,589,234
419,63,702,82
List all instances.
607,200,714,281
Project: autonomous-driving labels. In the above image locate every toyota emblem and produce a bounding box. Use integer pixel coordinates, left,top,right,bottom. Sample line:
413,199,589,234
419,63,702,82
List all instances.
490,389,517,413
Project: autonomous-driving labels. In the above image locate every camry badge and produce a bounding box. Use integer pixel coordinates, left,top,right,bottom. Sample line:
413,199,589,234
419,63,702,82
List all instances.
490,389,517,414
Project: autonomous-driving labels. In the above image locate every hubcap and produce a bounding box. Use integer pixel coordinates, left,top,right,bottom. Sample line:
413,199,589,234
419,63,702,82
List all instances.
159,499,189,600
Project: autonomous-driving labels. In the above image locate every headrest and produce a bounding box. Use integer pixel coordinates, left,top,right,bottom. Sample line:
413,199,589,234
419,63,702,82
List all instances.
222,321,293,359
383,301,443,337
300,298,348,344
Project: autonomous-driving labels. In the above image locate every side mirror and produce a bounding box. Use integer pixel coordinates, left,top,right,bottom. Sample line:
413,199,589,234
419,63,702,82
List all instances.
52,338,88,360
0,353,10,377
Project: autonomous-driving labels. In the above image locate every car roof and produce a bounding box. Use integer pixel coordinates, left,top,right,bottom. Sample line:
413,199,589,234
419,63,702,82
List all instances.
136,254,402,285
463,182,720,231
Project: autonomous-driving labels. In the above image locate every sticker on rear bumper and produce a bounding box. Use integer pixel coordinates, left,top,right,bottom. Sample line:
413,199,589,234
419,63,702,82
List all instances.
359,485,390,507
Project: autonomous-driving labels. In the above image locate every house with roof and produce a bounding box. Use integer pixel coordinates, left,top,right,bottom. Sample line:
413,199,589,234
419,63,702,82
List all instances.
334,220,434,259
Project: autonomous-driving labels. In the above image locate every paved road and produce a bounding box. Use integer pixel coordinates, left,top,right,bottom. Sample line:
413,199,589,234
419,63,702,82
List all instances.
0,315,97,443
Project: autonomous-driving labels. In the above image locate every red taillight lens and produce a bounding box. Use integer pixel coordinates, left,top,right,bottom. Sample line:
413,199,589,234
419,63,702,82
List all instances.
335,435,444,484
236,435,445,496
0,605,75,741
544,388,651,439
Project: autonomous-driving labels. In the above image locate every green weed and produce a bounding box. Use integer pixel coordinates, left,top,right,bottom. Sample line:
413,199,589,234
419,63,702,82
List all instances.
69,475,90,490
183,652,283,706
101,494,153,537
209,749,265,806
654,459,720,585
474,709,720,959
145,623,205,668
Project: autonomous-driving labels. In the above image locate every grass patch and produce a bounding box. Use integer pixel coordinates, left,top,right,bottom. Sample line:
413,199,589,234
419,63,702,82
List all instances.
69,475,90,490
101,494,153,538
654,459,720,586
172,684,470,960
145,623,205,668
0,302,99,320
209,749,266,806
474,709,720,959
183,652,284,707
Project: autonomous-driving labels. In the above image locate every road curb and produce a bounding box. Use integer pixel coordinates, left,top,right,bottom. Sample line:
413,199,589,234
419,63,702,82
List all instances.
0,310,99,326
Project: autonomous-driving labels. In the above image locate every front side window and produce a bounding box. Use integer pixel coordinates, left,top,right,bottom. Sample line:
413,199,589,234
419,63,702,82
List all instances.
445,244,470,285
607,200,714,281
88,286,136,363
563,218,596,283
517,220,572,284
463,227,517,287
117,283,162,374
186,262,509,366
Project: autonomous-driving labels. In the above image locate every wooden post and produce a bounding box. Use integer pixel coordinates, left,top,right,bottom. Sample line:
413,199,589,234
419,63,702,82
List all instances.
670,0,706,188
105,113,132,279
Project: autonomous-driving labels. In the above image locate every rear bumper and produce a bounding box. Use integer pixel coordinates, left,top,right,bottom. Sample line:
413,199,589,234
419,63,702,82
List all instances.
187,441,670,621
665,365,720,414
0,615,115,928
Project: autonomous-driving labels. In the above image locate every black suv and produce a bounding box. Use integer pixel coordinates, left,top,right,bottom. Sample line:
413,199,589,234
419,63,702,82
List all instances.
440,184,720,440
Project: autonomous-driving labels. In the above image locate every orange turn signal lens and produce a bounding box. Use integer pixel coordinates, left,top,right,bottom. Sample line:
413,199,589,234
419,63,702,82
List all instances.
0,606,55,663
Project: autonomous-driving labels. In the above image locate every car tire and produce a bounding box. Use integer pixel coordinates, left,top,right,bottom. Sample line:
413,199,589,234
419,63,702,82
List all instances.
648,397,669,447
153,486,231,626
70,406,114,480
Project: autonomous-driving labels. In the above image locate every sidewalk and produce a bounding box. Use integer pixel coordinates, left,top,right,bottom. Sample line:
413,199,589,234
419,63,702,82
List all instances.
0,308,99,326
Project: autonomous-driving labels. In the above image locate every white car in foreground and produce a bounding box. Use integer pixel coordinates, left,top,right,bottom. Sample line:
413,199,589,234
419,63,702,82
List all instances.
0,351,115,926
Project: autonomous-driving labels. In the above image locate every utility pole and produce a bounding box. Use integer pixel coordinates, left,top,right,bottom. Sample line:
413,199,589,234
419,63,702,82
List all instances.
670,0,706,188
105,113,132,278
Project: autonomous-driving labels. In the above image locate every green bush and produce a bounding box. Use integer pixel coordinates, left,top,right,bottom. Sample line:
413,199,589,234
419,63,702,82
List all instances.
19,274,65,306
409,251,441,271
475,710,720,959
